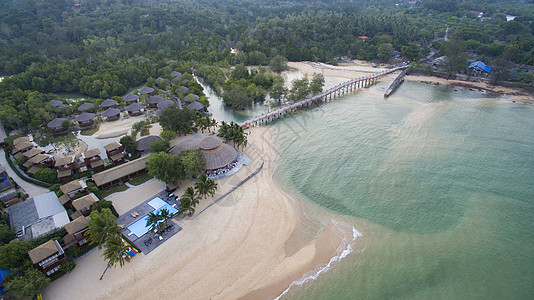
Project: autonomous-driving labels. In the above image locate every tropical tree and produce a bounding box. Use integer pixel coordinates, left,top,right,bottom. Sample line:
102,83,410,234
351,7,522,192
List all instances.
87,209,120,249
145,211,164,233
147,152,185,184
195,174,217,199
5,267,50,300
159,208,173,228
179,187,200,216
102,234,126,268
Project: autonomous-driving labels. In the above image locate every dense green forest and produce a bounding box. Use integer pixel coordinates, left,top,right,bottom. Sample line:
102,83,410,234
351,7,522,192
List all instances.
0,0,533,131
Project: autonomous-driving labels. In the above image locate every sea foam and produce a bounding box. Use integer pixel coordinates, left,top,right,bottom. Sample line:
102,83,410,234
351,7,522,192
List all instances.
274,223,362,300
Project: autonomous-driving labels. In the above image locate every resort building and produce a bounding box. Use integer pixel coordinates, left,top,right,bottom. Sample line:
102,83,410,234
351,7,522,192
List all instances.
184,93,200,102
8,192,70,240
92,155,150,189
170,136,238,171
12,138,34,157
54,155,78,182
72,193,98,217
58,179,88,208
101,108,121,121
75,112,96,127
22,148,45,160
179,85,189,94
136,135,160,155
104,142,125,163
156,99,175,110
83,148,104,171
23,154,55,177
99,98,118,109
28,240,67,277
187,101,205,112
0,165,17,205
147,95,165,108
139,86,155,95
77,102,95,112
47,118,67,133
123,94,139,103
125,102,144,116
63,216,90,248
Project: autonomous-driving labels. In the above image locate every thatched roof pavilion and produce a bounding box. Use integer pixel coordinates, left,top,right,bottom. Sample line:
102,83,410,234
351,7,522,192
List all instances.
184,94,200,102
49,100,64,107
125,102,144,116
75,112,96,126
100,99,118,109
171,71,182,78
179,86,189,94
170,136,237,170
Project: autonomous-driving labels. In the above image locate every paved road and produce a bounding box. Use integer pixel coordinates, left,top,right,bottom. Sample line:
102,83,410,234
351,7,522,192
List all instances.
0,149,49,198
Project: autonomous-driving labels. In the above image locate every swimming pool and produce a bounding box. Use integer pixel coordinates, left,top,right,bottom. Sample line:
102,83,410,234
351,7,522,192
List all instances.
127,197,178,238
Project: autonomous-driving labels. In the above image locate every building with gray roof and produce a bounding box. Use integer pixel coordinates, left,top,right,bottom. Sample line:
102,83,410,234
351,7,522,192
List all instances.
8,192,70,240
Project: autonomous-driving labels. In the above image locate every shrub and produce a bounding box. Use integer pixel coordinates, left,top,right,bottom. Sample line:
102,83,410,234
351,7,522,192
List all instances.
34,168,58,184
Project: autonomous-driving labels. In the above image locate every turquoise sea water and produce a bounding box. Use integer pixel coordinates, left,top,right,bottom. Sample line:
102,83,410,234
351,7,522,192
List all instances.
269,81,534,299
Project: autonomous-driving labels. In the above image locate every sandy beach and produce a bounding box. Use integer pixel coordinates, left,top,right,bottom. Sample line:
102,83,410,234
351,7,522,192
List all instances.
44,126,353,300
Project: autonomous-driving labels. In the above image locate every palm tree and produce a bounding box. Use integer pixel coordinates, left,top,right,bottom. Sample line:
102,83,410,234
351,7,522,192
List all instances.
206,178,218,198
180,186,200,216
102,234,126,268
159,208,173,228
195,174,210,199
145,211,163,233
87,209,121,249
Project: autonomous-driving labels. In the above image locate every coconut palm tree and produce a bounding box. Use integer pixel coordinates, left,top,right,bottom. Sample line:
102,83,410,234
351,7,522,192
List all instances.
180,186,200,216
195,174,210,199
146,211,163,233
206,178,218,198
102,234,126,268
159,208,173,228
87,209,121,249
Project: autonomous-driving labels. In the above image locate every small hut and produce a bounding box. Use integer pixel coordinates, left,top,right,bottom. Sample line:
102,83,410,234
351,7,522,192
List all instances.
157,99,175,110
49,100,64,108
171,71,182,78
184,94,200,102
136,136,161,154
187,101,205,112
123,94,139,103
147,95,165,108
47,118,67,133
139,87,155,95
104,142,125,163
77,102,95,112
99,99,118,109
125,102,145,116
75,112,96,127
179,86,189,94
101,108,120,121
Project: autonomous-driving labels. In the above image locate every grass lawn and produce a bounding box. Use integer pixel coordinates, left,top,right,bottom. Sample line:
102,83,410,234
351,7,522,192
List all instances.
97,184,129,199
80,127,99,136
128,173,154,186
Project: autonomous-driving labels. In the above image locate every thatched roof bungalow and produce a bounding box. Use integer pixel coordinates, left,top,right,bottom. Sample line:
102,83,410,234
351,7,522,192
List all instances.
47,118,67,133
171,71,182,78
77,102,95,112
136,135,160,153
101,108,120,121
139,87,155,95
147,95,165,108
75,112,96,127
123,94,139,103
187,101,205,112
157,99,175,110
125,102,144,116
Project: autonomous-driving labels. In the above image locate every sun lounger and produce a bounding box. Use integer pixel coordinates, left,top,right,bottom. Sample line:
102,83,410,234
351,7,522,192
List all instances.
131,212,137,218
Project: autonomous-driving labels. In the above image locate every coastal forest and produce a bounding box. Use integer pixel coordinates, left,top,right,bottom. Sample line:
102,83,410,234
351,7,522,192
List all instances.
0,0,533,132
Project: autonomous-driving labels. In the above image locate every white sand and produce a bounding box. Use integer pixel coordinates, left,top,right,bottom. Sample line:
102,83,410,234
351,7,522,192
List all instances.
44,127,350,300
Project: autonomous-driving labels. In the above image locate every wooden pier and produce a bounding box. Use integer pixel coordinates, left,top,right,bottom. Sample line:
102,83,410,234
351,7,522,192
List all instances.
240,66,407,127
384,68,409,98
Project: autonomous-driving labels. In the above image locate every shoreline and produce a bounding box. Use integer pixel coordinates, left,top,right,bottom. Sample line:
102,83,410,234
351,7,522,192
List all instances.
43,126,356,300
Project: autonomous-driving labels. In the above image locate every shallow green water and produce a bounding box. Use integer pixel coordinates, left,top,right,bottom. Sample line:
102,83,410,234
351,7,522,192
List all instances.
271,81,534,299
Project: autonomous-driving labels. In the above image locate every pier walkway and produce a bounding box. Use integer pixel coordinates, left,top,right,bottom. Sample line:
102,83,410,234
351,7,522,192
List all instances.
239,66,407,127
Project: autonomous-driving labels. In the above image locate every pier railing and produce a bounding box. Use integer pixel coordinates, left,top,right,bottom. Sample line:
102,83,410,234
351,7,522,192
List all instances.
239,66,407,127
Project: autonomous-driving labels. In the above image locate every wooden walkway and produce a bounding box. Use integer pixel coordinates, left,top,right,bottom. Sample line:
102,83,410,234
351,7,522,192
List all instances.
240,66,407,127
384,68,409,97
